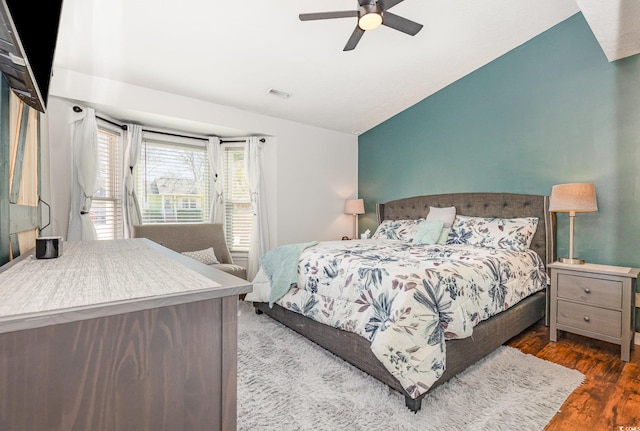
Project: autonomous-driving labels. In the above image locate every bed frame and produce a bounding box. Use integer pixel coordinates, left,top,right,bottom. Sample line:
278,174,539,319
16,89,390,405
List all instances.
253,192,556,412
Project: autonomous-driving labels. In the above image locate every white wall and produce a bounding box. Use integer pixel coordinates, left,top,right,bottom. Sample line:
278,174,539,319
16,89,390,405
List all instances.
45,97,77,239
46,68,359,247
37,108,53,238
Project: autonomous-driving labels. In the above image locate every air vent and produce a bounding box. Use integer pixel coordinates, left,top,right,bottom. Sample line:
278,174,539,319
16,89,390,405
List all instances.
268,89,291,99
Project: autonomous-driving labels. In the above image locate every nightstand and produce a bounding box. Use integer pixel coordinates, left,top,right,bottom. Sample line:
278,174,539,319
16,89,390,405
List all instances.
549,262,639,361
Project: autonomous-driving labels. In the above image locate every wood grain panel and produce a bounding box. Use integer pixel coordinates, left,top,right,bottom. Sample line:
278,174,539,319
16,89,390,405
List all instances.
3,85,39,262
557,300,622,338
8,96,36,205
0,79,9,265
221,296,238,431
16,229,35,254
0,297,231,431
557,273,622,308
17,101,38,207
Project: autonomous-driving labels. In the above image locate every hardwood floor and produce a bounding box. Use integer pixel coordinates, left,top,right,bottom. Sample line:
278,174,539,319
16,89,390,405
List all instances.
506,321,640,430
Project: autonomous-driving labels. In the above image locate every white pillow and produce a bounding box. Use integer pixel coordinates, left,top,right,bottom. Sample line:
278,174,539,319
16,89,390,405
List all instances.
447,215,539,252
426,206,457,228
181,247,220,265
371,219,424,242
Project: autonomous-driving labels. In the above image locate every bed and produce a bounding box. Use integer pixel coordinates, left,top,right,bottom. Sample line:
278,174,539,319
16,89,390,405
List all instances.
246,192,556,412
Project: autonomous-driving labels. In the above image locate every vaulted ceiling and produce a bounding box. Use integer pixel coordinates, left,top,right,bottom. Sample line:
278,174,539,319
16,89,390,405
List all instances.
53,0,640,136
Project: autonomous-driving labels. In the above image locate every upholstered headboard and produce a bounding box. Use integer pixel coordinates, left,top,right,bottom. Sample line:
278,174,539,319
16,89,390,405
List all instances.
376,192,556,268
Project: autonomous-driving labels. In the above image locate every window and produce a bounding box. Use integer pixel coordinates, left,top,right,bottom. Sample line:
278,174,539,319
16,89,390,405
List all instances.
136,133,210,224
223,145,252,251
132,133,253,252
181,197,199,209
94,123,124,240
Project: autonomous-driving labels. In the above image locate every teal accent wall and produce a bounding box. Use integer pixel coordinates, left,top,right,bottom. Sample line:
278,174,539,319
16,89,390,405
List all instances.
359,13,640,270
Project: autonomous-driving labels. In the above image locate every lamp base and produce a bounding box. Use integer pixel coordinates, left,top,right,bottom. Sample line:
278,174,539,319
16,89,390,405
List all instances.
559,257,585,265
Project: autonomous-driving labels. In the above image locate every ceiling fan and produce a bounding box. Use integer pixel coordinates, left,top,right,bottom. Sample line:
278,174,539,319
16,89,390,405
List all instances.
299,0,423,51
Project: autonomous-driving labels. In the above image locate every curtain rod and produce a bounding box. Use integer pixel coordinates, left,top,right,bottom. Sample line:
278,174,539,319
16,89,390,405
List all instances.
221,138,266,143
142,128,208,141
141,132,266,143
73,106,265,143
73,106,128,130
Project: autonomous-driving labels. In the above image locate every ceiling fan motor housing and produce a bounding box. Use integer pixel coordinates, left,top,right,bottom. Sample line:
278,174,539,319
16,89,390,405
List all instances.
358,4,383,30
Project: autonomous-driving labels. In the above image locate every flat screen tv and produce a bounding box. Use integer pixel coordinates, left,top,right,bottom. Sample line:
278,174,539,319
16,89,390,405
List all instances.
0,0,63,112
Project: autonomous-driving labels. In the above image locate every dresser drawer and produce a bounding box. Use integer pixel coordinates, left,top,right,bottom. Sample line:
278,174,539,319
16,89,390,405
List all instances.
557,273,622,309
557,300,621,338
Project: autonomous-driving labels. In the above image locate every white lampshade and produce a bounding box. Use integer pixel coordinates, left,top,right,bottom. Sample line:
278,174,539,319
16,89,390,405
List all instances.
344,199,365,215
549,183,597,264
549,183,598,213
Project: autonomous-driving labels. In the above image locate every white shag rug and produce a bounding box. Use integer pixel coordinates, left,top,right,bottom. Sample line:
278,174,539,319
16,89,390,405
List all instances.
237,301,584,431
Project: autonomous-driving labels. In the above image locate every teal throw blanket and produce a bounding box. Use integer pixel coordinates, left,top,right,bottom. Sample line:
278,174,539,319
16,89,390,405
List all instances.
261,241,318,307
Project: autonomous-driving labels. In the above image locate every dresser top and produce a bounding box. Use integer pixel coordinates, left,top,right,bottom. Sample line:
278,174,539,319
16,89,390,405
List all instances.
0,239,252,334
549,261,640,278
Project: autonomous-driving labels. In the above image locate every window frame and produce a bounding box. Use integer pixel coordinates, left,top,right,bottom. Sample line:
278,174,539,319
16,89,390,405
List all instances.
135,132,211,225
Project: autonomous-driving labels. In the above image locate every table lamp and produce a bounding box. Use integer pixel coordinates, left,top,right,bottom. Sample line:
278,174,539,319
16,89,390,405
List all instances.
345,199,364,240
549,183,598,264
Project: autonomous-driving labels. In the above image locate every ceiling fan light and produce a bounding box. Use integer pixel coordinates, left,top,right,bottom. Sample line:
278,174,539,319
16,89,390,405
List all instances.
358,4,383,31
359,12,382,30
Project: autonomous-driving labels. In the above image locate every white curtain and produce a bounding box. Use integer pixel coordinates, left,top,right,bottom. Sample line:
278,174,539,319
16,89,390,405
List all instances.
207,136,224,224
245,137,270,280
123,124,143,237
67,107,99,241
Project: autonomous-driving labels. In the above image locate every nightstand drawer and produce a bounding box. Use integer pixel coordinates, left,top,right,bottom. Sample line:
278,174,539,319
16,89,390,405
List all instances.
557,273,622,309
557,300,621,338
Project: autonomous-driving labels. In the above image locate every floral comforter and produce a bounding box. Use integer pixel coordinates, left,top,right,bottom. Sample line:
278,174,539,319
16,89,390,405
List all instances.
252,239,549,399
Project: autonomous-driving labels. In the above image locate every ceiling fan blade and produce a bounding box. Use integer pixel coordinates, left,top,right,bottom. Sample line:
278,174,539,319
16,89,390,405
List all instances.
299,10,358,21
382,11,423,36
378,0,405,11
343,26,365,51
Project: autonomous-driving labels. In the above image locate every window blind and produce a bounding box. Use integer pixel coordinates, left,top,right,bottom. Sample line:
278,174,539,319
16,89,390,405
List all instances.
94,126,124,240
136,138,210,224
223,145,252,251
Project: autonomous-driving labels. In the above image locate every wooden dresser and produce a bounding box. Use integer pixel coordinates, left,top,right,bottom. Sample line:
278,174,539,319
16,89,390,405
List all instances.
0,239,252,431
549,261,638,361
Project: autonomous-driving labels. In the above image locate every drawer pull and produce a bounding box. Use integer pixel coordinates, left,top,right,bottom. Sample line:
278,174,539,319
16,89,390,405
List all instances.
583,316,590,322
583,288,591,294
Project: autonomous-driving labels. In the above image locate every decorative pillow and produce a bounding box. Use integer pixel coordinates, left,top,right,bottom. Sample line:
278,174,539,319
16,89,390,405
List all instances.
437,227,451,245
181,247,220,265
447,215,539,252
426,206,457,228
371,219,424,242
413,220,444,245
